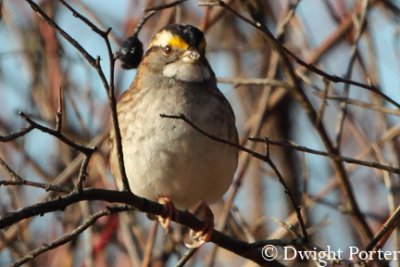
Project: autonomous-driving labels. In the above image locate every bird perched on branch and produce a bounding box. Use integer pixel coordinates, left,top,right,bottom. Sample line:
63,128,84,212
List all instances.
110,24,238,247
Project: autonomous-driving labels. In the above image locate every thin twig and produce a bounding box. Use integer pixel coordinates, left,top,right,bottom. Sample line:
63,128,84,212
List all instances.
58,0,107,36
141,222,158,267
318,95,400,116
55,86,63,132
160,113,264,160
0,126,34,142
335,0,370,147
8,205,131,267
18,111,95,155
176,247,198,267
249,137,400,174
217,77,288,87
144,0,188,12
316,79,331,127
130,0,191,39
262,138,308,240
364,204,400,252
0,157,68,193
76,155,90,191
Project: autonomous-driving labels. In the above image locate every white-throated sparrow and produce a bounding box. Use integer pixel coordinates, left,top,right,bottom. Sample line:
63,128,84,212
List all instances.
110,24,238,246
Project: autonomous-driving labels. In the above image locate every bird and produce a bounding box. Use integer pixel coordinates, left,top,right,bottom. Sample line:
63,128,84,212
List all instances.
109,24,238,247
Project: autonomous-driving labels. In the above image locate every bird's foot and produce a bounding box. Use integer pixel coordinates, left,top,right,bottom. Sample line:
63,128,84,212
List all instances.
186,203,214,248
157,196,178,233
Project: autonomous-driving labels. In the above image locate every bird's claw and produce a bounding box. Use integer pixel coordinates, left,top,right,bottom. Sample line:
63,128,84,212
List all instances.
157,196,178,233
185,203,214,248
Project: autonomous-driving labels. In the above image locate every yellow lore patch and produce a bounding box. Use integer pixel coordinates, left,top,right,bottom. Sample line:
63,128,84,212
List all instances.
150,30,188,50
169,36,189,50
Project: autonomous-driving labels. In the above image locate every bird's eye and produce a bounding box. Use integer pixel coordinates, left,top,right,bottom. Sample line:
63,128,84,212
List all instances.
162,45,172,55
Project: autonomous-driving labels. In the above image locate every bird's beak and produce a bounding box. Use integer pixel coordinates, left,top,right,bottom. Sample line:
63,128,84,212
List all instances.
181,48,201,63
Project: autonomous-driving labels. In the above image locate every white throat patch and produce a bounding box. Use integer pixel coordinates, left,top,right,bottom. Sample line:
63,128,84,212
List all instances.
163,62,211,82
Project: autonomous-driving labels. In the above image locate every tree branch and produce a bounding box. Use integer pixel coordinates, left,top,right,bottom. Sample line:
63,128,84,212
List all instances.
0,188,293,266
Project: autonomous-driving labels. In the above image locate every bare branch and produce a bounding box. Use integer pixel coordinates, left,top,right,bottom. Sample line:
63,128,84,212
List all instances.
144,0,188,12
0,157,68,193
9,205,131,267
0,126,34,142
0,188,294,266
18,111,95,155
248,137,400,174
